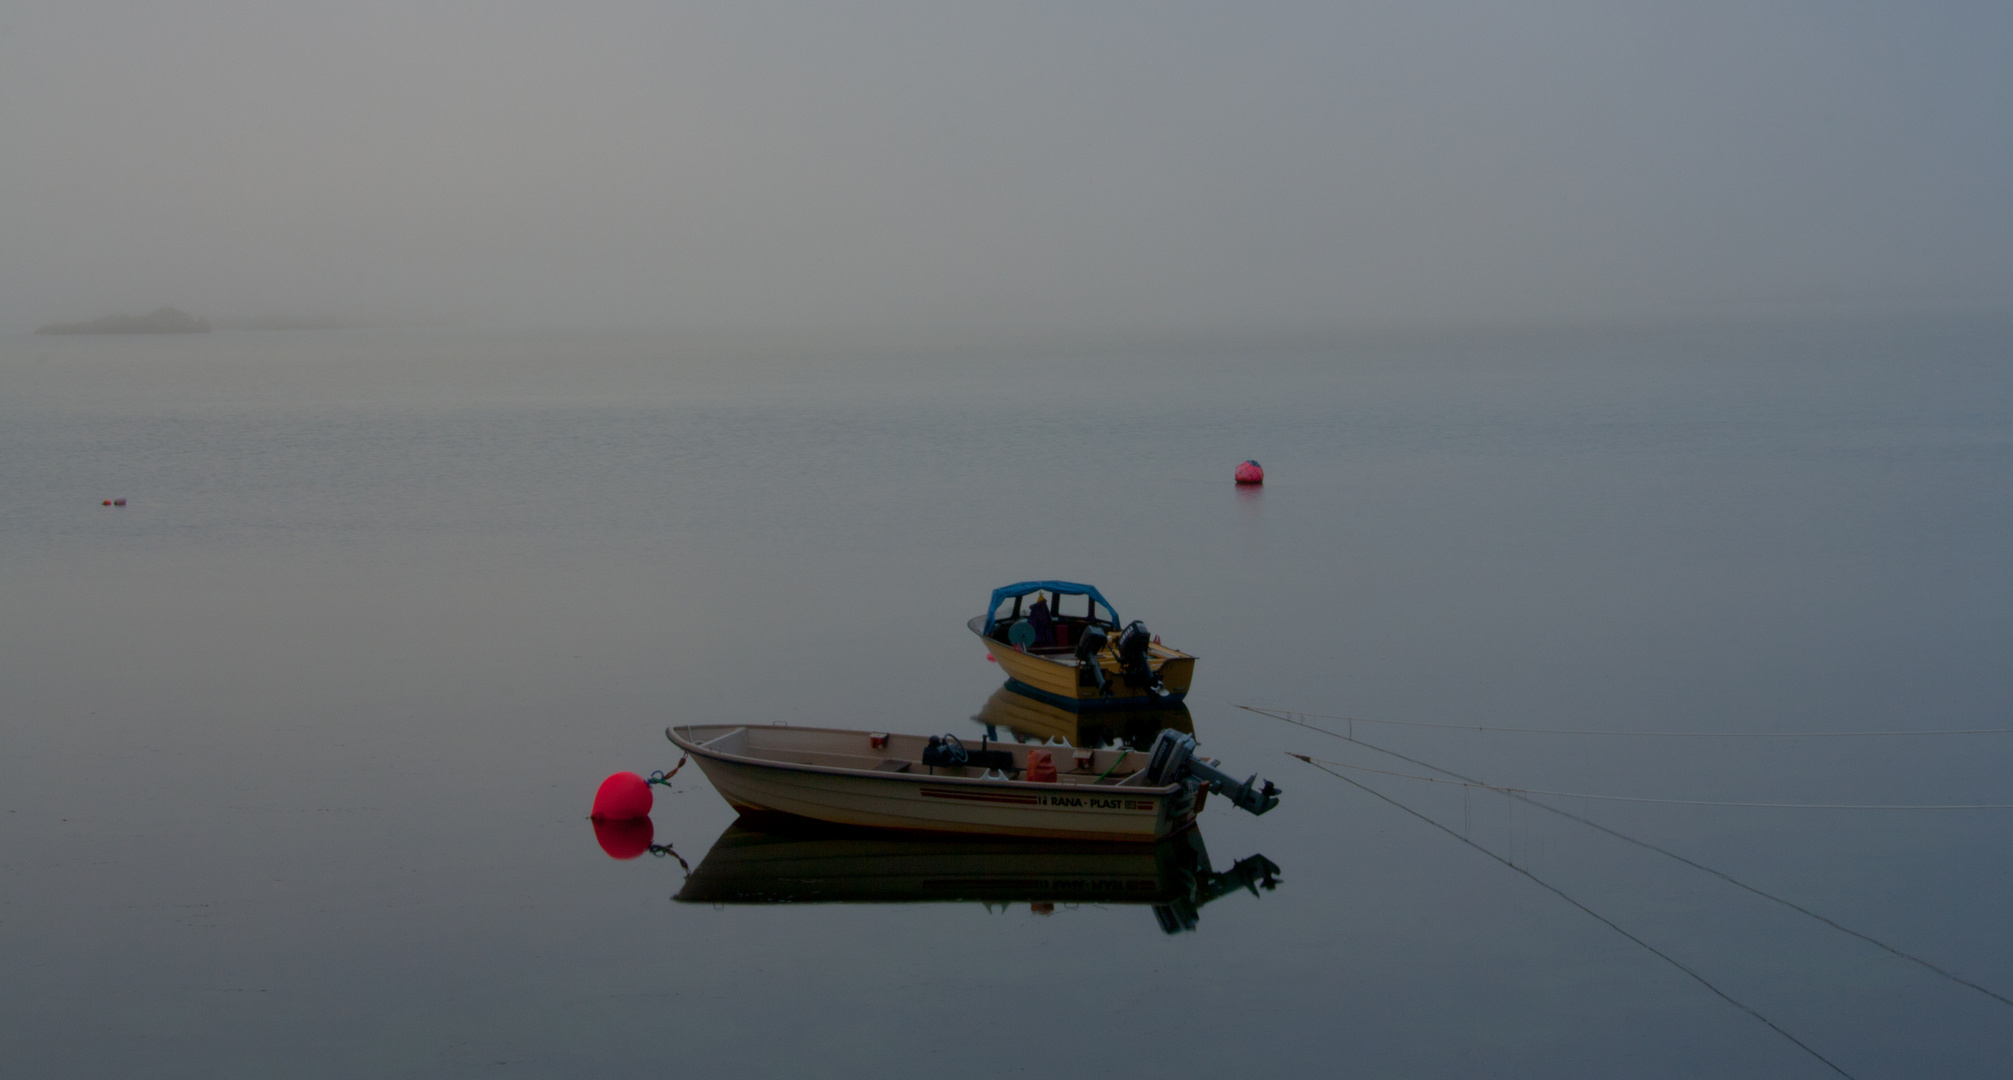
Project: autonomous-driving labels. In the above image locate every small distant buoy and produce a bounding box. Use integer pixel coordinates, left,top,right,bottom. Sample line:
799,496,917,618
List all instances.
1234,460,1264,485
592,816,654,859
112,498,127,507
591,771,653,820
102,500,111,506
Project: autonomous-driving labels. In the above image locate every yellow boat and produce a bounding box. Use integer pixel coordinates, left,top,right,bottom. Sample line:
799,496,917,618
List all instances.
972,683,1193,751
969,581,1196,712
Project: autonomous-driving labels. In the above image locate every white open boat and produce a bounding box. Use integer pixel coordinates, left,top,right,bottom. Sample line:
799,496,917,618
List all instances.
668,723,1279,842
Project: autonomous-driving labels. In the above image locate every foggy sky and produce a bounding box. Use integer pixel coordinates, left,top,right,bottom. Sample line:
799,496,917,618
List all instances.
3,1,2009,334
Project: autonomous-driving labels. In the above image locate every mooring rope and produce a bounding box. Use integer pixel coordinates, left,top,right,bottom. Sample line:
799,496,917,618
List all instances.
1237,703,2013,739
1288,753,2013,810
1298,756,1858,1079
648,756,688,786
648,843,690,872
1269,711,2013,1009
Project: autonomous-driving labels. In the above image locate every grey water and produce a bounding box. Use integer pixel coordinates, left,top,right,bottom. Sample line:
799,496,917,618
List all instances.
3,315,2011,1078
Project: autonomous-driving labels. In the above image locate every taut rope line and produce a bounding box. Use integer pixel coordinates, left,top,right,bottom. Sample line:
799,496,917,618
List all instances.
1288,753,2013,810
1237,703,2013,739
1262,709,2013,1010
1298,757,1858,1080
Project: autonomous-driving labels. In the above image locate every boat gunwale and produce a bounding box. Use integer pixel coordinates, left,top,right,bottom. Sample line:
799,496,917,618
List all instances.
667,724,1184,796
964,615,1196,664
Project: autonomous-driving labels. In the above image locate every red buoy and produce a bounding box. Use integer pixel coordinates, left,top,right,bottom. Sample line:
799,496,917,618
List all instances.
102,500,111,506
1235,460,1264,485
591,771,653,820
592,816,654,859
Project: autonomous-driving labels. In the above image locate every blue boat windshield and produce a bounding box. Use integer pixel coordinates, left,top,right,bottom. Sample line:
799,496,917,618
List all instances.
984,581,1119,634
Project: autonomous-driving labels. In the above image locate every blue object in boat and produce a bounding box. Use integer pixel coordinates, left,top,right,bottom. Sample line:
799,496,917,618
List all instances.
982,581,1121,635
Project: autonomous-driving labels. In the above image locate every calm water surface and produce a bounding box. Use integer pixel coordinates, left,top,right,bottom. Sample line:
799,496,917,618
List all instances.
3,318,2011,1077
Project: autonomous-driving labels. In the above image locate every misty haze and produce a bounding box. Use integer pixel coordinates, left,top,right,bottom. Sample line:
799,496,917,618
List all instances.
3,4,2011,1079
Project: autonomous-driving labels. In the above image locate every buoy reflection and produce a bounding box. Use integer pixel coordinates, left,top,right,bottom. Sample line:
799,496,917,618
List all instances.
593,816,655,860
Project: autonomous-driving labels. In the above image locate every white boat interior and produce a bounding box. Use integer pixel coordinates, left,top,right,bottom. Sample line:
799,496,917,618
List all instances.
676,724,1159,786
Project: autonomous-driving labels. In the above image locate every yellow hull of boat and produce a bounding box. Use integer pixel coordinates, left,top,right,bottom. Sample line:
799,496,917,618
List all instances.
969,616,1195,711
974,684,1192,750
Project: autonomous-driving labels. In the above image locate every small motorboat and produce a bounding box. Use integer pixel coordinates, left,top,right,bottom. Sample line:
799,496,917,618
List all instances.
673,821,1282,933
970,581,1197,712
668,723,1278,843
973,683,1193,752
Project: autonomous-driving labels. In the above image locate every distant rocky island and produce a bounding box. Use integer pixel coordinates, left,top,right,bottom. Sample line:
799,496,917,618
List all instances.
211,315,363,331
37,307,211,335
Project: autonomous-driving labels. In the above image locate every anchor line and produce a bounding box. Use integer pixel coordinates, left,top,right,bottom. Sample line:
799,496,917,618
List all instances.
1252,705,2013,809
648,756,688,786
1265,710,2013,1011
1297,757,1858,1080
1235,703,2013,739
1287,753,2013,810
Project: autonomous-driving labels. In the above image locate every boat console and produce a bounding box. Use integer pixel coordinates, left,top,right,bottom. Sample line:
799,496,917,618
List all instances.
921,733,1017,773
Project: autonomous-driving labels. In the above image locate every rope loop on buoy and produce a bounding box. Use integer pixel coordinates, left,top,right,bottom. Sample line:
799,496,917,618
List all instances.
647,756,687,786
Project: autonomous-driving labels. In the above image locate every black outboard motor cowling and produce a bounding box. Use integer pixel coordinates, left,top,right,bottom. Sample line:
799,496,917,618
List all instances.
1115,620,1162,692
1074,625,1111,696
1074,625,1109,661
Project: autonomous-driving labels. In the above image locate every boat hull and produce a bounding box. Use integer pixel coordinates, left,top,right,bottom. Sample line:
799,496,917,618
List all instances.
670,724,1197,842
970,616,1195,712
974,683,1192,751
674,821,1210,906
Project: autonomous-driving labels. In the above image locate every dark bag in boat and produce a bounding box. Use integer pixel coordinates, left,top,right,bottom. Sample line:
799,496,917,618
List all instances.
922,734,1016,772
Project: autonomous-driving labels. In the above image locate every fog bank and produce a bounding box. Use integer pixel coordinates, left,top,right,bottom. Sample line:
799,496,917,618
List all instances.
3,2,2008,335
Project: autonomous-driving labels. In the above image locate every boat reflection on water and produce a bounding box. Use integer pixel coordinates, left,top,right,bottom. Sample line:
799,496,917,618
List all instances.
674,819,1280,934
971,684,1194,751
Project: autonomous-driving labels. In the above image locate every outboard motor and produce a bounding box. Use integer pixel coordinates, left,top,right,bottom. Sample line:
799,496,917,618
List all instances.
1145,730,1281,816
1115,620,1163,693
1074,625,1110,696
1154,852,1284,934
1150,832,1283,934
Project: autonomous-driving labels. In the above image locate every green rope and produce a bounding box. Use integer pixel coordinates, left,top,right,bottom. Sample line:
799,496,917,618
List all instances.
1095,749,1131,784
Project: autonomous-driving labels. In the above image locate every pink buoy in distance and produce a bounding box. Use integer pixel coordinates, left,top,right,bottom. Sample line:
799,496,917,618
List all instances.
1234,460,1264,485
591,771,653,820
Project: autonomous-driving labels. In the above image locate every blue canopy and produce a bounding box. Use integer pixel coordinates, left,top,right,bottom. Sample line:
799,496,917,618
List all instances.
983,581,1119,634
